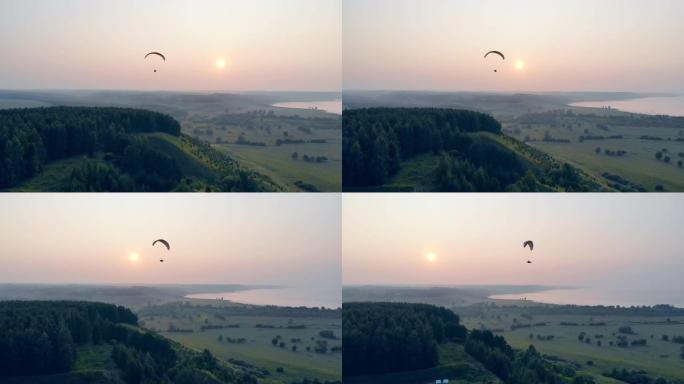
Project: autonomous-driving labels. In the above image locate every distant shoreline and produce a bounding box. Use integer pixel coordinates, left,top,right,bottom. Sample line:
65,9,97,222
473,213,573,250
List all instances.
490,286,684,308
569,95,684,117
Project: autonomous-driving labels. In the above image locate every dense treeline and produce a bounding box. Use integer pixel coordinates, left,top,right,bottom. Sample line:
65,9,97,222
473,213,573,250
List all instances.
0,107,278,191
0,107,180,187
477,303,684,318
343,302,599,384
0,301,257,384
342,302,467,376
604,368,684,384
342,108,597,191
343,108,501,186
516,109,684,129
465,330,592,384
0,301,137,377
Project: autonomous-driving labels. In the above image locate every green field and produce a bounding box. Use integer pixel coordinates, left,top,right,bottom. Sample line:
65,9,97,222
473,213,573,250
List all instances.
139,301,342,384
344,285,684,383
0,90,341,191
344,91,684,192
9,131,281,192
461,304,684,382
215,129,341,192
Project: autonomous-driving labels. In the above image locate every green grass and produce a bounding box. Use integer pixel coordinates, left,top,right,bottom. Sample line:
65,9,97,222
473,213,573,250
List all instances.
9,155,106,192
8,132,283,192
140,309,341,383
143,132,220,181
215,129,341,192
382,153,440,192
533,139,684,191
504,116,684,191
461,309,684,381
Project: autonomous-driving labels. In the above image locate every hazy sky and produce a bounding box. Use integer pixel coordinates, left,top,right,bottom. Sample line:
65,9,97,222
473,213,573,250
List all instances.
0,0,341,91
343,194,684,290
344,0,684,92
0,194,340,290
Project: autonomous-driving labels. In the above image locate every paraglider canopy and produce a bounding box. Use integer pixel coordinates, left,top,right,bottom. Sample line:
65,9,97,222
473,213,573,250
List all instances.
523,240,534,251
484,50,505,60
152,239,170,250
484,50,505,73
145,52,166,61
152,239,169,263
145,52,165,73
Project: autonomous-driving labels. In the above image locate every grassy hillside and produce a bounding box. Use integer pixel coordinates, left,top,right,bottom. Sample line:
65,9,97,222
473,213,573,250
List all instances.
343,107,606,192
343,91,684,191
460,302,684,383
0,301,257,384
0,90,341,191
138,301,342,384
343,286,684,383
343,302,596,384
0,107,282,192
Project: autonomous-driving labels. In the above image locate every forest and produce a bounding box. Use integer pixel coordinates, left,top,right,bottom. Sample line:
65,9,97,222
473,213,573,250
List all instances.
342,108,598,191
342,302,467,376
340,302,682,384
0,107,278,191
343,108,501,186
0,300,258,384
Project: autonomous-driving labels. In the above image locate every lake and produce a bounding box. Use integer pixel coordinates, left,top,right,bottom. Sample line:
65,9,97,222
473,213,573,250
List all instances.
272,99,342,115
186,286,341,309
571,95,684,117
491,286,684,308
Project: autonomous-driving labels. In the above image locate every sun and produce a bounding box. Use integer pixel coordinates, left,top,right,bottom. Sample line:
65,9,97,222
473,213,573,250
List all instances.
215,58,226,69
128,253,140,263
426,252,437,263
515,60,526,70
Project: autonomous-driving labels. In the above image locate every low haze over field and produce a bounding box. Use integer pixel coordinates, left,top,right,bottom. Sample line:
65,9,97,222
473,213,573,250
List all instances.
0,194,341,289
344,0,684,92
0,0,341,91
343,194,683,290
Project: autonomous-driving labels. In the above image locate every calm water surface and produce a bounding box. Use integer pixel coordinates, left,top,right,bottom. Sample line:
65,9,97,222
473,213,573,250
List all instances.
571,95,684,117
186,286,341,309
272,99,342,115
491,286,684,307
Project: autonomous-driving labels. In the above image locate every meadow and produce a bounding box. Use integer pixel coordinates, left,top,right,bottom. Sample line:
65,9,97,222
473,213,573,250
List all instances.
139,300,342,384
0,90,341,191
344,285,684,383
343,91,684,192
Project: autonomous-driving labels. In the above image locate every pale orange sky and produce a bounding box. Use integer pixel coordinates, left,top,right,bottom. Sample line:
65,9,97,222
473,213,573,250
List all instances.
0,194,341,289
343,194,684,289
0,0,341,91
344,0,684,92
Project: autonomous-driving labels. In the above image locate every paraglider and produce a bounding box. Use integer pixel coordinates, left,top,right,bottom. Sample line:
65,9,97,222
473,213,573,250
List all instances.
152,239,170,262
523,240,533,251
484,50,505,72
145,51,166,73
523,240,534,264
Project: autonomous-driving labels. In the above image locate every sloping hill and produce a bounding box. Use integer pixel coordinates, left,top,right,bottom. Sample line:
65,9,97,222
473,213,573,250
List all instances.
0,301,257,384
0,107,282,191
343,107,608,192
